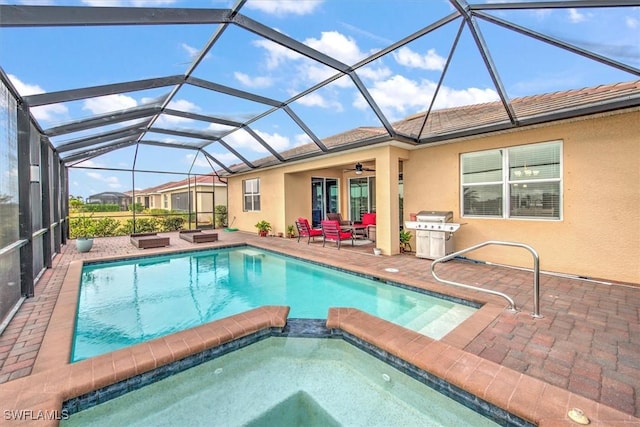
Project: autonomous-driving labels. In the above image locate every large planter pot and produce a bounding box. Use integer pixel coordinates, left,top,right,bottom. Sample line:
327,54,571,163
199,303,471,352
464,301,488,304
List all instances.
76,238,94,253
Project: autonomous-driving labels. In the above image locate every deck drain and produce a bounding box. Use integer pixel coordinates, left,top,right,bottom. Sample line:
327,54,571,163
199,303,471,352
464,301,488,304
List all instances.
567,408,590,425
384,268,399,273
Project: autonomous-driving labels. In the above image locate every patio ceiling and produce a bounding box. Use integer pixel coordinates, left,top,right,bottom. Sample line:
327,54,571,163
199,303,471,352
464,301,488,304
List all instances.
1,0,639,179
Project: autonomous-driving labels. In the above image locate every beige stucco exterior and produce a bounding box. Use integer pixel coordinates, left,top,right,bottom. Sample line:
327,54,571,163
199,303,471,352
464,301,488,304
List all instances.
228,108,640,284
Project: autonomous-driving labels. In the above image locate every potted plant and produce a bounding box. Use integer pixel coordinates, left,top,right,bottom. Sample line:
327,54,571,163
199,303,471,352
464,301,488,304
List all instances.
399,229,412,253
255,220,272,237
72,212,95,253
286,224,296,238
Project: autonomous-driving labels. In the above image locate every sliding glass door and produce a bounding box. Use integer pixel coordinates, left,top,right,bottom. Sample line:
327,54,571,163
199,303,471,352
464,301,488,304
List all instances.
311,177,338,228
349,177,376,222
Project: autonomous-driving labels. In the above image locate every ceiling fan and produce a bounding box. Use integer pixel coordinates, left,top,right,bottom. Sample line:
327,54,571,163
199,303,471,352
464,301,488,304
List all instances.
345,162,375,175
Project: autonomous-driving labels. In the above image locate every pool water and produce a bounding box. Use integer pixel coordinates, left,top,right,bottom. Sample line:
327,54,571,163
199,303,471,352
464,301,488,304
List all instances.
72,247,476,361
62,337,499,427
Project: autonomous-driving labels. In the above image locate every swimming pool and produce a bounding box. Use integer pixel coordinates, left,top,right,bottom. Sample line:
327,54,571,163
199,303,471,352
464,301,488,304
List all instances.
72,246,476,361
62,336,506,427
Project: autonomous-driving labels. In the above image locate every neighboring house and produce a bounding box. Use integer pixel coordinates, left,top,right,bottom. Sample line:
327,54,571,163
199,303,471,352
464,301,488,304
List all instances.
131,174,228,227
85,191,131,210
225,81,640,284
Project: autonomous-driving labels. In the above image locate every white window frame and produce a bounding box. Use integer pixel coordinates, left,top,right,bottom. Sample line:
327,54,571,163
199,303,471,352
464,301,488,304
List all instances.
461,141,562,220
243,178,261,212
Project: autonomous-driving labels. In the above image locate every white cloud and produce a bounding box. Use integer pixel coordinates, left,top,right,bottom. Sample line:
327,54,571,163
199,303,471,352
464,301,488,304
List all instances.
221,129,254,149
84,171,123,189
207,151,245,166
8,74,69,123
298,61,346,87
532,9,552,19
221,128,291,154
254,129,290,152
155,99,201,126
168,99,199,112
304,31,367,65
353,74,498,121
252,30,367,83
245,0,323,16
85,172,102,180
181,43,200,59
358,64,392,81
83,94,138,115
185,153,215,169
295,90,343,112
234,72,273,89
626,16,638,29
7,74,43,96
437,86,500,109
253,38,303,70
567,8,587,24
294,133,312,147
73,159,106,168
393,47,446,71
207,123,237,136
30,104,69,123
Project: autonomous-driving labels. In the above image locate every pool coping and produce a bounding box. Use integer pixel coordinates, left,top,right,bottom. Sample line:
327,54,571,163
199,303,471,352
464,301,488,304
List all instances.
3,245,637,426
33,243,491,373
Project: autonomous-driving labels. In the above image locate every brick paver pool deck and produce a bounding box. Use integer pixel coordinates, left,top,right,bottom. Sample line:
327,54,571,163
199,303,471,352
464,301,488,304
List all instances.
0,230,638,425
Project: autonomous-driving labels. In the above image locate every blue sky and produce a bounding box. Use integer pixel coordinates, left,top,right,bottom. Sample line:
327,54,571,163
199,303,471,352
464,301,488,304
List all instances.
1,0,638,199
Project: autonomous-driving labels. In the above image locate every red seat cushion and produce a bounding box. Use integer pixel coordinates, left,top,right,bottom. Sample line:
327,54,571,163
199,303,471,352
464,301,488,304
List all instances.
338,231,352,239
361,213,376,226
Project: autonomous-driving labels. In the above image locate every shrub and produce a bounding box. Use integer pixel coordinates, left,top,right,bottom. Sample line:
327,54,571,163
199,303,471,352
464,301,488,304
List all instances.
117,220,134,236
129,202,144,213
119,218,159,234
91,217,121,237
147,208,170,216
69,215,95,239
159,216,185,232
83,203,120,212
215,205,228,227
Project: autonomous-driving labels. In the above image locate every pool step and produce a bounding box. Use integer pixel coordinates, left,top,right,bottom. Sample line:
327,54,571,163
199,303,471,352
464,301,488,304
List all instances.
393,305,471,339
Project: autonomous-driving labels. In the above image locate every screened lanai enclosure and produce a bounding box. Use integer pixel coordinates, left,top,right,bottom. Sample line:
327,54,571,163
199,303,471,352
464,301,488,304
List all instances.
1,1,639,325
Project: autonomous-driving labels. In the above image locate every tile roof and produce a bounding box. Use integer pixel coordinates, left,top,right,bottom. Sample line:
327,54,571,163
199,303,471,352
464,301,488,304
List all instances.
132,173,225,195
398,80,640,139
225,80,640,174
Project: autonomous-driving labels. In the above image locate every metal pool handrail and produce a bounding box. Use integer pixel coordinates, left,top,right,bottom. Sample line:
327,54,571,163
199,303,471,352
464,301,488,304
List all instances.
430,240,543,318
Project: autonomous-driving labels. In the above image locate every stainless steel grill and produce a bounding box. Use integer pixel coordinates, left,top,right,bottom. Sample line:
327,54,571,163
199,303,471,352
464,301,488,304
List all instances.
404,211,461,259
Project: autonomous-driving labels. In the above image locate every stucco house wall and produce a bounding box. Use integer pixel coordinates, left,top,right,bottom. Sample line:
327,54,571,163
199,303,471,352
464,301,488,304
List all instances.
403,109,639,283
228,108,639,283
228,148,395,237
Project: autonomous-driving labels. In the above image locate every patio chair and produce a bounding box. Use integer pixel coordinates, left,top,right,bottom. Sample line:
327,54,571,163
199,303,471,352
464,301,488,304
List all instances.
295,217,323,244
321,220,354,249
326,212,351,226
359,212,376,241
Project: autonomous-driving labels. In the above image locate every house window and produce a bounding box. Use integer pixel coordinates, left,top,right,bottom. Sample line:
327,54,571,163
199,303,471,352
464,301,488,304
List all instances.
461,141,561,219
171,192,189,212
243,178,260,211
163,194,168,209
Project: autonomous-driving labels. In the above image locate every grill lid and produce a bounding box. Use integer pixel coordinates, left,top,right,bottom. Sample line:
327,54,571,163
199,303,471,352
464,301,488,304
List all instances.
415,211,453,222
